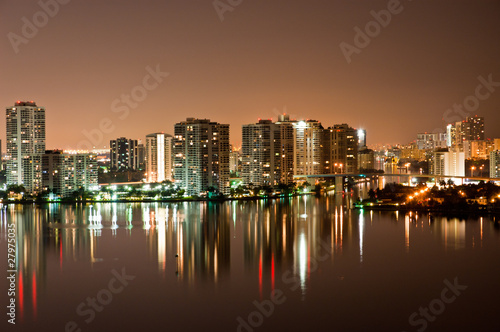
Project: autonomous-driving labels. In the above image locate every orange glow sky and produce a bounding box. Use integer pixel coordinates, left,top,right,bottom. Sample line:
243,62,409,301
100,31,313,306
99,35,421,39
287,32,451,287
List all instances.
1,0,499,149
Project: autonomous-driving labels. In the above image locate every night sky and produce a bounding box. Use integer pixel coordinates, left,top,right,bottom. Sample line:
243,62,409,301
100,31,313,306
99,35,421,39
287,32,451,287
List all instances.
1,0,499,149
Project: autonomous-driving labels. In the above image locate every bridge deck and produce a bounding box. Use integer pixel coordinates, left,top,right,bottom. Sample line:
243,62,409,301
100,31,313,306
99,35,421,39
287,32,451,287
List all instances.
293,173,499,182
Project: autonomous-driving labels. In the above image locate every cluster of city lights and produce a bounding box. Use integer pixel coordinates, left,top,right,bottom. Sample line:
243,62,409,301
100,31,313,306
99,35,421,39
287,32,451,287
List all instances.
407,187,430,200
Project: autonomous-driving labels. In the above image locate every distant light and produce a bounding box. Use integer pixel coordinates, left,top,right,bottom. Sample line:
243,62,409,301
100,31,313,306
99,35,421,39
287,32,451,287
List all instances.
297,121,307,128
358,129,364,138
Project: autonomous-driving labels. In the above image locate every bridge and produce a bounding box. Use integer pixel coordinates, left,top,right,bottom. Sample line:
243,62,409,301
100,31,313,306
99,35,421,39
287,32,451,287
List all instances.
294,173,499,181
293,173,500,192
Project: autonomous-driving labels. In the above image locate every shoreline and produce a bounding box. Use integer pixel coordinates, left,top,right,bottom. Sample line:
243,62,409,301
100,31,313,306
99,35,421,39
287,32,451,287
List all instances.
2,193,317,205
5,195,500,217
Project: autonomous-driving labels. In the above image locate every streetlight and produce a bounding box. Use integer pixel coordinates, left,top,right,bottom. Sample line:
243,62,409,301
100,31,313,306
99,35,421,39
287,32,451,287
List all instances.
471,166,476,177
405,163,411,174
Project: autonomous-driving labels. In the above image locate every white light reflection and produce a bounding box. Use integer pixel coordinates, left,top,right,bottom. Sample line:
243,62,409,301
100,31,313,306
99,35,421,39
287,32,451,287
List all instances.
405,214,410,253
442,219,465,250
143,206,151,231
111,203,118,236
359,212,364,263
480,217,483,247
232,201,237,239
298,233,307,294
157,214,166,272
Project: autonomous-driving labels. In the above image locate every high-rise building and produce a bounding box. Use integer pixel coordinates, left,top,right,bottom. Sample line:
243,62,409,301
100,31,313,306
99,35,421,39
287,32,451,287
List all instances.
174,118,230,195
145,133,173,183
137,141,146,170
490,150,500,178
447,115,485,150
42,150,98,197
463,140,495,160
242,119,294,187
416,132,447,150
357,129,367,149
455,121,469,149
468,115,484,141
430,150,465,177
275,116,323,176
110,137,138,170
323,124,358,174
494,138,500,151
6,101,46,192
229,145,240,175
446,124,456,148
275,115,294,183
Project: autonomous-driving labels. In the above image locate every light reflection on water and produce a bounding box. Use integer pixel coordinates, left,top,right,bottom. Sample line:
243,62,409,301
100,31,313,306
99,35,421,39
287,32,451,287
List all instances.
1,196,499,331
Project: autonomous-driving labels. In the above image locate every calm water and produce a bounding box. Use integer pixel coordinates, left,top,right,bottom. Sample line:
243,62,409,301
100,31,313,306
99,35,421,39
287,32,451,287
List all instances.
1,195,500,332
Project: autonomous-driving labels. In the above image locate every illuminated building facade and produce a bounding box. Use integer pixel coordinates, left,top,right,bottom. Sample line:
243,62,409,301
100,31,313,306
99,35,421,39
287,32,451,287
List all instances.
174,118,230,195
110,137,138,170
430,150,465,177
399,143,426,161
6,101,46,193
490,150,500,178
447,115,485,150
323,124,358,174
357,129,367,149
463,140,495,160
229,145,240,174
145,133,173,183
416,132,447,150
358,148,375,171
42,150,98,197
276,117,323,176
242,119,294,186
137,141,145,170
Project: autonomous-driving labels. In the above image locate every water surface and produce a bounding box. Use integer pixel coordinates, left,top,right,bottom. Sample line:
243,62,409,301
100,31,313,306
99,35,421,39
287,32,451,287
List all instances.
1,196,500,331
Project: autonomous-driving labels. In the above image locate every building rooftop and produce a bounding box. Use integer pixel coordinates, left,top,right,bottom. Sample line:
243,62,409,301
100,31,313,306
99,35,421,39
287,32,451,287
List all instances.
14,101,37,106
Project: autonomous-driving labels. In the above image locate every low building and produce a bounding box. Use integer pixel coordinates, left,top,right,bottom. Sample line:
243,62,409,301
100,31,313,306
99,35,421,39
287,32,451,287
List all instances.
400,143,426,161
358,148,375,171
42,150,98,198
490,150,500,178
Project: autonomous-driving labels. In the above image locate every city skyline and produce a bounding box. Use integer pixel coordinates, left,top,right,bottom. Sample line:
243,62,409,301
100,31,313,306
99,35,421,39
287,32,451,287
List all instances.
3,2,500,332
1,1,500,149
3,99,494,152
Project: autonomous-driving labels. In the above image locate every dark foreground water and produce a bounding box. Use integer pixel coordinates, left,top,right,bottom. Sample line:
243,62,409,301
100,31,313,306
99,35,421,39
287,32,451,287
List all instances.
1,195,500,332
